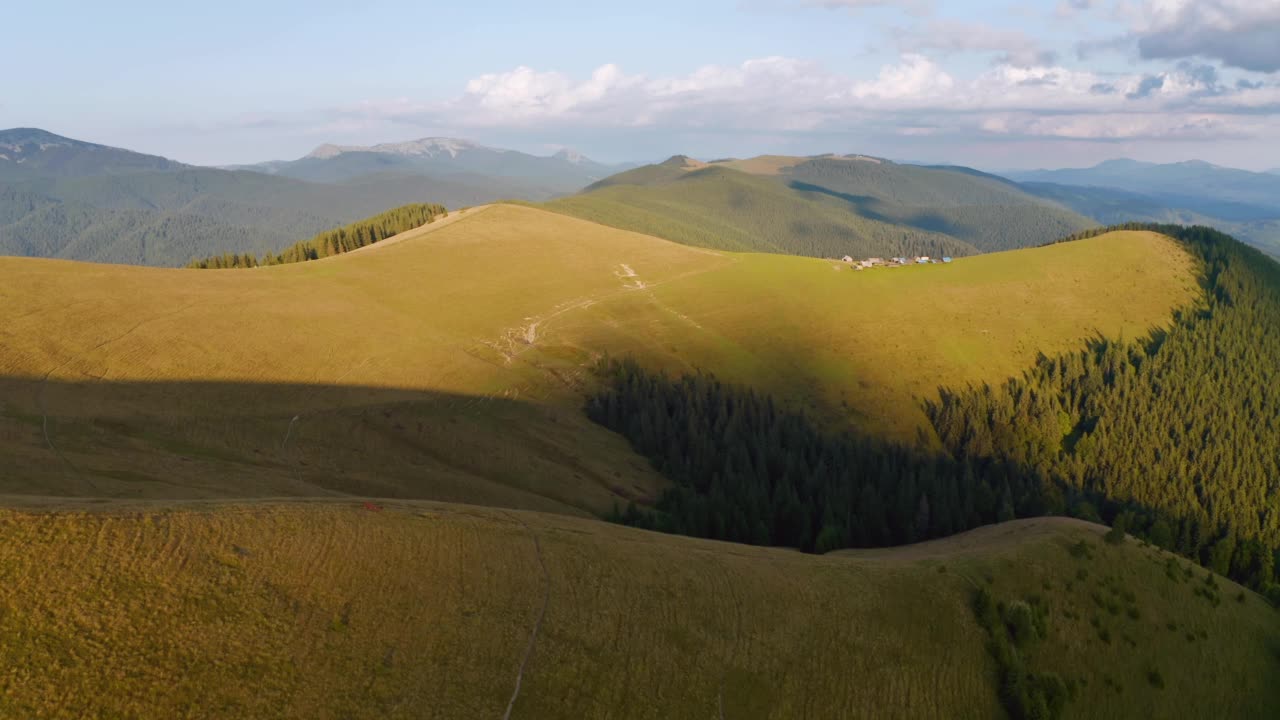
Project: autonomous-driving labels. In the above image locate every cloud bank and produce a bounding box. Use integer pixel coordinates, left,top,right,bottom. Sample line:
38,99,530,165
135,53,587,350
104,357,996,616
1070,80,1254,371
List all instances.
337,53,1276,148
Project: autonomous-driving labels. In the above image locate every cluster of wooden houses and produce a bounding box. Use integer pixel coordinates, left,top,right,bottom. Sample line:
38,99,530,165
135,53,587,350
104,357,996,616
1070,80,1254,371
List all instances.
839,255,953,270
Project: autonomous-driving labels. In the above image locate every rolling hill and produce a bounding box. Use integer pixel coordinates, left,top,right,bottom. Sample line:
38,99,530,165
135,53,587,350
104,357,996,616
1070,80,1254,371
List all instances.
0,204,1194,511
2,204,1277,716
0,505,1275,719
542,155,1096,259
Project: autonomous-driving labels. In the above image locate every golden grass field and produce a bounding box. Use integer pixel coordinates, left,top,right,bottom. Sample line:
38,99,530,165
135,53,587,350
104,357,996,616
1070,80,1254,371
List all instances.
0,504,1274,719
0,205,1272,718
0,204,1195,512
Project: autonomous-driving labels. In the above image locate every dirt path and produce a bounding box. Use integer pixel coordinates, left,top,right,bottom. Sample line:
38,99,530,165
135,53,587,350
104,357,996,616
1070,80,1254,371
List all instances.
503,513,551,720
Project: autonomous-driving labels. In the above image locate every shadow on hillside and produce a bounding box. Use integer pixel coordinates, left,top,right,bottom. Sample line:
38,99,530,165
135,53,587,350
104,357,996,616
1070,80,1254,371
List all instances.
0,375,659,515
788,180,964,240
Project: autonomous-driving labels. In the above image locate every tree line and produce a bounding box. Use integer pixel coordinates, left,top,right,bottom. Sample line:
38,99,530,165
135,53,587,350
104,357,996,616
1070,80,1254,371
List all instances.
588,356,1038,553
186,202,447,268
930,224,1280,596
587,223,1280,602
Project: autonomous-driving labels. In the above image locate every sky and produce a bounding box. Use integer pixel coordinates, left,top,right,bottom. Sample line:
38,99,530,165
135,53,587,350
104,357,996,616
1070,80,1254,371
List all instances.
3,0,1279,170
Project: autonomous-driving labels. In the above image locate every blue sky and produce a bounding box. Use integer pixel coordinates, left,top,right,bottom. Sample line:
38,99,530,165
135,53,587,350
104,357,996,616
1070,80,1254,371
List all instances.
3,0,1279,169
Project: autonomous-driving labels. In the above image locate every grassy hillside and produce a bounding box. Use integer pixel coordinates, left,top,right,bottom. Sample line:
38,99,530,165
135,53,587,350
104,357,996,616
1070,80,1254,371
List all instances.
0,202,1268,717
0,205,1194,513
545,156,1095,258
0,504,1273,719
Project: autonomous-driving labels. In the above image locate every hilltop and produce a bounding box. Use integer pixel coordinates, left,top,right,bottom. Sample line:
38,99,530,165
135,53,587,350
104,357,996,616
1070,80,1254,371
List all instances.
0,205,1194,510
544,154,1095,259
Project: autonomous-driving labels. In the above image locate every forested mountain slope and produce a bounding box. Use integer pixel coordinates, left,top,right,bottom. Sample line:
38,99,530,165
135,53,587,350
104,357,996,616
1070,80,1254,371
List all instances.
0,168,525,266
544,163,980,259
0,127,182,179
0,129,572,266
544,155,1095,259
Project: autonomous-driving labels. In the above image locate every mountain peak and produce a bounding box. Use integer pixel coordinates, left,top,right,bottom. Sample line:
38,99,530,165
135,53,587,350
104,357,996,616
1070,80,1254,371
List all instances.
0,127,86,151
1092,158,1150,170
0,128,181,175
553,148,588,164
659,154,707,168
305,137,483,160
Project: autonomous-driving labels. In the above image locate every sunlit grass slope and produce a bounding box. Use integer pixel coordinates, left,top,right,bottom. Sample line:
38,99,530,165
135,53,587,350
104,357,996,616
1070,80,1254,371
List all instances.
556,227,1197,440
0,505,1274,719
0,204,727,513
0,205,1194,509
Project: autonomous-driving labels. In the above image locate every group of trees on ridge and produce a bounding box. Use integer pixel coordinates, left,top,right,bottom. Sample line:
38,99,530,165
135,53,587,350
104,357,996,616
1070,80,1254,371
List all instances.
588,224,1280,601
186,202,446,268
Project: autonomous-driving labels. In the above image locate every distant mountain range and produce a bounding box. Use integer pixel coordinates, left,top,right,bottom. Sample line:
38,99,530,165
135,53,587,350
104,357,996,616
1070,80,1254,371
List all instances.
0,128,182,178
1006,159,1280,256
228,137,634,193
4,128,1279,266
0,129,613,266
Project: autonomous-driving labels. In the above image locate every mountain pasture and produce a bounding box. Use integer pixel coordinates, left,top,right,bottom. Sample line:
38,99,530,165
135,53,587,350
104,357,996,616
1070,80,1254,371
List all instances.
0,505,1273,719
0,205,1195,512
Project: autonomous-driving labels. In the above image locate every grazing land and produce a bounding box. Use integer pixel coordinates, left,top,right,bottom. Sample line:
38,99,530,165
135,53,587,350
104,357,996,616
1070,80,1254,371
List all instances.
0,206,1193,511
0,505,1274,719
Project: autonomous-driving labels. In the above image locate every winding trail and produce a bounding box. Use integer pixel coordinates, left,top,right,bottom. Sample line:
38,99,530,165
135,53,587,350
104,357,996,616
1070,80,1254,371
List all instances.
502,512,551,720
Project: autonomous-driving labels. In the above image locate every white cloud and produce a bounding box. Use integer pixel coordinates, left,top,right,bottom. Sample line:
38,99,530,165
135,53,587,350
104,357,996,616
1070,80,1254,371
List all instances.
850,54,955,100
895,20,1057,67
331,54,1278,147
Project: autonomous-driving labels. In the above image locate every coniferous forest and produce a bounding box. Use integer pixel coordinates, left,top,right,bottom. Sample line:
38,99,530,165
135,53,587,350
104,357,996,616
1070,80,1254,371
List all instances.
588,224,1280,601
186,202,446,268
